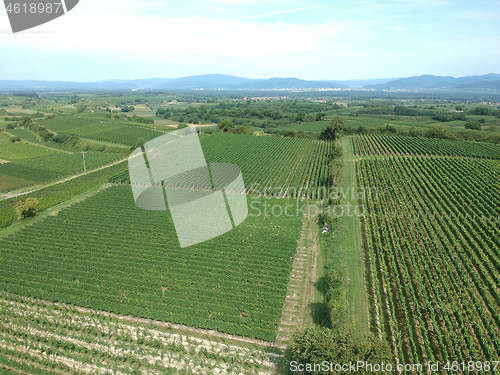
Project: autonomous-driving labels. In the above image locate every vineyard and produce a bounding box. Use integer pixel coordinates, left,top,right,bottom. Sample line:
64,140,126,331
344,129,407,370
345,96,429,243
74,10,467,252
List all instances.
0,151,124,192
353,135,500,159
358,155,500,366
0,132,62,161
0,291,274,374
39,116,164,145
0,185,304,342
112,134,336,199
4,127,40,143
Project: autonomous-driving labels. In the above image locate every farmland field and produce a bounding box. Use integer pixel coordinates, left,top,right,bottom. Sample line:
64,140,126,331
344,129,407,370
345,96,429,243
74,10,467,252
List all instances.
353,135,500,159
2,92,500,373
358,153,500,365
0,132,62,160
0,151,124,192
0,185,304,342
39,116,165,145
112,133,335,199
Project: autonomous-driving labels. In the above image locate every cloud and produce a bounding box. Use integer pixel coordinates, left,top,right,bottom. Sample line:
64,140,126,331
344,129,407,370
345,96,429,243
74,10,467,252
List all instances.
0,7,347,59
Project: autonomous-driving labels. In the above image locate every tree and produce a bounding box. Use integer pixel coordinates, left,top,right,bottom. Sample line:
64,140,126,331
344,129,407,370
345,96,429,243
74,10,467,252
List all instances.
231,125,253,135
218,119,235,132
319,115,346,141
135,138,146,148
15,198,39,220
288,329,392,374
295,111,306,123
315,112,326,121
177,123,188,129
465,120,482,130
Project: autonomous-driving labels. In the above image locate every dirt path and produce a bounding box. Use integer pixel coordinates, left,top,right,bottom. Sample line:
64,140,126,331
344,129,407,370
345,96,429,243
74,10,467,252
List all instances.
277,204,320,343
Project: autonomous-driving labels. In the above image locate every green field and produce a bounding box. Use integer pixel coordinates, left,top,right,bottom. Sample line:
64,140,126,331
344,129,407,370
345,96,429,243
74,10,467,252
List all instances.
0,132,62,161
353,135,500,159
358,151,500,364
111,133,335,199
4,127,40,142
0,185,303,341
0,152,124,192
39,116,165,145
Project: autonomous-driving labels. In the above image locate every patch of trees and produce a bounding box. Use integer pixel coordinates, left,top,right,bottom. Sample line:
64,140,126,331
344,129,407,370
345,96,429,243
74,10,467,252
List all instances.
120,106,135,113
288,329,392,375
128,115,154,124
432,112,466,122
15,198,39,220
319,116,346,141
468,106,500,116
465,120,482,130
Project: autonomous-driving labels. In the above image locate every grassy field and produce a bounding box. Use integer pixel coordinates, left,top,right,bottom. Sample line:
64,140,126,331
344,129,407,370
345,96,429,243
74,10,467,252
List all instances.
0,132,62,160
0,185,304,342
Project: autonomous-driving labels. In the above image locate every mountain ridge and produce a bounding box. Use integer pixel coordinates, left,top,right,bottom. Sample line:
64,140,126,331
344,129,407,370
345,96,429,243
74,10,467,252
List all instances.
0,73,499,91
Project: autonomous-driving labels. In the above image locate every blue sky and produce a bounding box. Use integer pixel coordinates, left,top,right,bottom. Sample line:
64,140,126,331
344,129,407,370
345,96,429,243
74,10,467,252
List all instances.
0,0,499,81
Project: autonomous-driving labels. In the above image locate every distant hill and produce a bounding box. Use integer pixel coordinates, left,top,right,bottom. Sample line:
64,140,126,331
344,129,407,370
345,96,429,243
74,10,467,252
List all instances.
1,73,499,92
364,73,500,90
0,74,347,91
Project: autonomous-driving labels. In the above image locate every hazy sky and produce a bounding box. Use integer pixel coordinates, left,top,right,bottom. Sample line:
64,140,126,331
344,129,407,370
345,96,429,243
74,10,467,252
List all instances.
0,0,499,81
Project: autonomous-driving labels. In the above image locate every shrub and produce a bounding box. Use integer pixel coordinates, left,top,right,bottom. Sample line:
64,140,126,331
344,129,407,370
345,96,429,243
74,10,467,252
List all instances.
15,198,39,220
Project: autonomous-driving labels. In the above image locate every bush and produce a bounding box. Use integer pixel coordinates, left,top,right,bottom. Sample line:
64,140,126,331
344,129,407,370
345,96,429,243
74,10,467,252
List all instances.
465,121,482,130
288,329,393,374
15,198,39,220
52,133,71,143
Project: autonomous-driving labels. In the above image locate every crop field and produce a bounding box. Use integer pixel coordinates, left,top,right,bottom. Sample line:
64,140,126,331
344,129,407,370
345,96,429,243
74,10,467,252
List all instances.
39,117,164,145
358,154,500,365
0,133,62,161
0,185,303,342
110,134,335,199
4,127,40,143
0,291,274,375
202,134,334,198
353,135,500,159
0,152,124,192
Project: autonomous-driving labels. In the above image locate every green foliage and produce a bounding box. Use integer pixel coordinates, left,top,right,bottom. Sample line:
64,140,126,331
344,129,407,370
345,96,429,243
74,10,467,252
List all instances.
0,152,123,192
39,116,162,146
353,135,500,159
121,105,135,112
0,187,303,341
218,119,235,132
202,133,335,199
15,197,39,220
465,120,482,130
230,125,253,134
319,116,346,141
288,329,392,374
358,156,500,363
52,133,71,143
0,161,127,228
177,123,188,129
128,115,154,124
